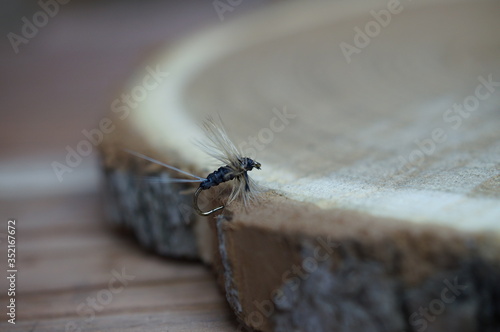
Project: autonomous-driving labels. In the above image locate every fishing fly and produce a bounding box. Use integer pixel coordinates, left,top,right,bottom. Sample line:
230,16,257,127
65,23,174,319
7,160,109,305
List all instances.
125,117,262,216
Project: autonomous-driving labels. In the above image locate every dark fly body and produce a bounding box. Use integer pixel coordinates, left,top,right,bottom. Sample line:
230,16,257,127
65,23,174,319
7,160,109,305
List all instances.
125,118,262,216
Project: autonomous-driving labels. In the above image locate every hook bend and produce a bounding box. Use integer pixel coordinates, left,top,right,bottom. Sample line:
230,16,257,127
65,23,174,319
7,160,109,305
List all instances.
194,187,224,216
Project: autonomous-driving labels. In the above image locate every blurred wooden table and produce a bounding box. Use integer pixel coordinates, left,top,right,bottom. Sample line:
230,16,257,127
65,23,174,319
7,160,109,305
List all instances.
0,1,269,330
0,194,237,332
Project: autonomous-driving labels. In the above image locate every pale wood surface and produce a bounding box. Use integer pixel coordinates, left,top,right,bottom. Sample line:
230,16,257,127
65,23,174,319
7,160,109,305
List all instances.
126,0,500,231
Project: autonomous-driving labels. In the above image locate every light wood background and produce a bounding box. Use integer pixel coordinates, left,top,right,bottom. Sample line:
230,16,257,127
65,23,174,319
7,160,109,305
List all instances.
130,0,500,231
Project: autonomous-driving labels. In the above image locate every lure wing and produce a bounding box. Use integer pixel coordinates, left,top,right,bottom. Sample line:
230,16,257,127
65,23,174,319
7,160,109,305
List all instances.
197,116,243,167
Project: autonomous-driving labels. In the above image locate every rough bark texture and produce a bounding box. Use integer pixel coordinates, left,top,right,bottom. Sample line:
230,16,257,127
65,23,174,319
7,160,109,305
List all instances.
102,166,200,259
215,198,500,332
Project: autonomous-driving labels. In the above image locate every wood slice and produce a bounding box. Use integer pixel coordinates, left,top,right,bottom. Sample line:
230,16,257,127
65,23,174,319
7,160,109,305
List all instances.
100,0,500,331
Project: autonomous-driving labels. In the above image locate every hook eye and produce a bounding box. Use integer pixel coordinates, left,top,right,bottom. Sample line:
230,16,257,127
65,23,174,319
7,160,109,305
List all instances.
193,187,224,216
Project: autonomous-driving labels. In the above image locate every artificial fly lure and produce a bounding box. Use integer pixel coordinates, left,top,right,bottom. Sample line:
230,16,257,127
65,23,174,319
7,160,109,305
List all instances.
124,118,262,216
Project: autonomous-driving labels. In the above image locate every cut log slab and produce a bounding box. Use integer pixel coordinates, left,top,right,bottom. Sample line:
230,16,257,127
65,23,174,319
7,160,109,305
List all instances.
100,0,500,331
100,131,212,260
217,198,500,332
